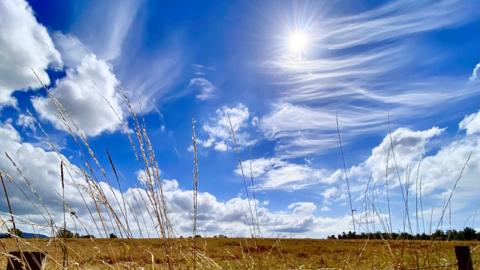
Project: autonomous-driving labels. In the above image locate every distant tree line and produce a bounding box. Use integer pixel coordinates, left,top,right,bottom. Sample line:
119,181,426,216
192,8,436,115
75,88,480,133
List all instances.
0,228,24,238
0,228,95,239
328,227,480,241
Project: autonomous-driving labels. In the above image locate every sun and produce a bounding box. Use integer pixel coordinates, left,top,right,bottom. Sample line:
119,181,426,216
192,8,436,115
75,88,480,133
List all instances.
287,30,309,56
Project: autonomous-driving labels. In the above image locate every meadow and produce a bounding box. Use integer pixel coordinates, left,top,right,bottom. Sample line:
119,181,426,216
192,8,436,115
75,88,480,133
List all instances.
1,238,479,269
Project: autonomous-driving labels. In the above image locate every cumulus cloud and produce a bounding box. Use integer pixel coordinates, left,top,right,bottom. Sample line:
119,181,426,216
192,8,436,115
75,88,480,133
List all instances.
313,113,479,219
166,184,349,237
0,125,351,238
364,127,445,183
0,0,61,107
32,54,126,137
53,33,91,68
8,112,477,237
459,110,480,135
157,179,351,237
200,104,256,151
0,2,127,137
418,135,479,195
243,111,478,219
0,121,86,228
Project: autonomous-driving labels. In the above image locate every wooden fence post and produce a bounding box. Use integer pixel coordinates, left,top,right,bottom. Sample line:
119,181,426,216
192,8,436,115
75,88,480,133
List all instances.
455,246,473,270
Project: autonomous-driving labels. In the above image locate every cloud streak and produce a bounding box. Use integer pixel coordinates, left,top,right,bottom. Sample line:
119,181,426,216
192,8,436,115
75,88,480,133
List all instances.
261,0,480,158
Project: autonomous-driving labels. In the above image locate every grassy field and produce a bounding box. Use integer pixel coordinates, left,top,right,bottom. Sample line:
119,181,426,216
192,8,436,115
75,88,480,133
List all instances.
1,238,479,269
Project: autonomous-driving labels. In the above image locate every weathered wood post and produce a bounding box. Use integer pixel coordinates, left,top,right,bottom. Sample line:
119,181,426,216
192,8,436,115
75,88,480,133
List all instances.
455,246,473,270
6,251,46,270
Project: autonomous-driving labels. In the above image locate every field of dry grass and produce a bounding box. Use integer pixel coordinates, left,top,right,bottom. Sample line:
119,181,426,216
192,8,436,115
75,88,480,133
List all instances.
1,238,479,269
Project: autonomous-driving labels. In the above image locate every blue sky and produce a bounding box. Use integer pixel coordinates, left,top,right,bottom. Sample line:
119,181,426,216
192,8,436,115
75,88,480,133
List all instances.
0,0,479,237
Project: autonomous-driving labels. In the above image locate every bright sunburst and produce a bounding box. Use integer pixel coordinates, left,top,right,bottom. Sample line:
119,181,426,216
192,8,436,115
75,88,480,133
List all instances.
287,30,309,56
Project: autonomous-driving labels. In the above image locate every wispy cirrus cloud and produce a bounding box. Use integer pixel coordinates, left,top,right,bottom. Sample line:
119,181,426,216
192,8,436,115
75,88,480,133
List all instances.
188,65,217,101
63,0,185,114
235,157,338,190
189,77,216,100
74,0,142,62
261,0,480,158
469,63,480,82
320,0,479,49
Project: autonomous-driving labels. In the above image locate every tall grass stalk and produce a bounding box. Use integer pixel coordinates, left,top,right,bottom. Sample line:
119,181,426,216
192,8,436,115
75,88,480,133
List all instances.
335,114,356,233
191,118,199,270
226,113,263,269
387,115,413,234
60,161,68,268
384,147,393,235
435,152,472,231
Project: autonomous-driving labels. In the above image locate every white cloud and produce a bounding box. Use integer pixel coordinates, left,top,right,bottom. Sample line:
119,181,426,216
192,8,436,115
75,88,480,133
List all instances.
164,184,351,236
320,206,331,212
243,125,450,208
213,141,228,152
53,33,91,68
260,103,389,157
188,64,216,100
50,0,184,114
288,202,317,215
236,157,284,178
0,1,128,137
0,0,61,107
322,187,338,201
16,113,36,131
469,63,480,82
418,135,479,195
320,0,478,50
0,121,356,238
74,0,141,62
364,127,445,183
10,114,477,238
261,0,480,158
189,77,216,100
200,103,256,151
117,45,184,113
32,54,125,137
236,158,337,190
311,113,480,222
459,110,480,135
0,121,85,226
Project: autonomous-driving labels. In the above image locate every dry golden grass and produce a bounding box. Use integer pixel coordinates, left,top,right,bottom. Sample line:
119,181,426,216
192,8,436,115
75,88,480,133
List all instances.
0,238,479,269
